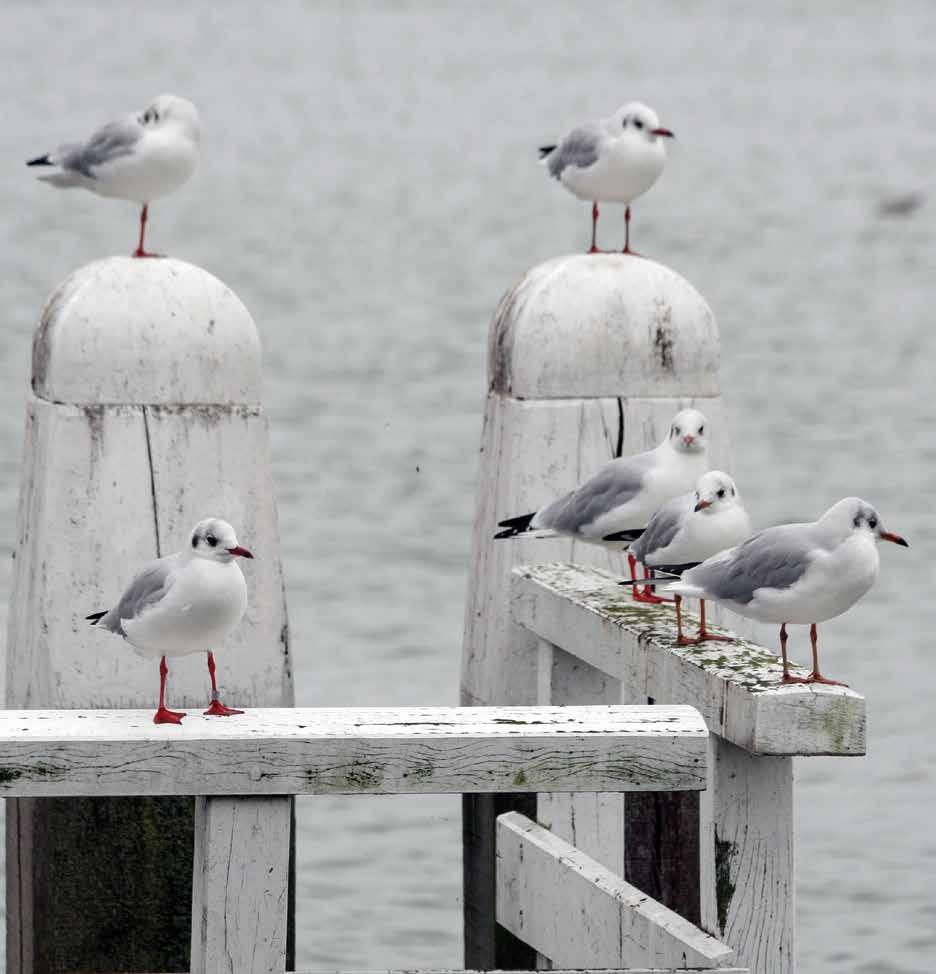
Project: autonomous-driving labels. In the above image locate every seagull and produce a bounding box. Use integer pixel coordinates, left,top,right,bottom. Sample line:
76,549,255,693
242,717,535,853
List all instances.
539,101,674,254
86,517,253,724
27,94,201,258
664,497,908,685
631,471,751,645
495,407,708,603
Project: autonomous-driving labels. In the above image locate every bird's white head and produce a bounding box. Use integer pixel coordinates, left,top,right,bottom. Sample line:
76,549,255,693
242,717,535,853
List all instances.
610,102,674,143
820,497,908,548
188,518,254,562
693,470,741,513
140,94,201,143
666,408,708,455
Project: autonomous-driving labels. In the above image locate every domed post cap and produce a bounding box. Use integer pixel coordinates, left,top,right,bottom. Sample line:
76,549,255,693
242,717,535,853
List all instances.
32,257,262,405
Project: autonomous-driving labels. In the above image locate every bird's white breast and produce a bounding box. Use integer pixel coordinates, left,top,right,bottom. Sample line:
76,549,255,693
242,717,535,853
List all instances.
123,558,247,658
94,128,199,203
561,134,666,204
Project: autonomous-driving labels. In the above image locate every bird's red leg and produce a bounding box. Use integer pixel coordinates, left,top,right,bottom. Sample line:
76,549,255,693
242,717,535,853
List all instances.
153,656,185,724
675,594,699,645
203,651,245,716
588,202,601,253
633,565,666,604
695,599,732,642
807,624,848,686
132,204,162,259
627,553,640,598
780,623,809,684
622,205,644,257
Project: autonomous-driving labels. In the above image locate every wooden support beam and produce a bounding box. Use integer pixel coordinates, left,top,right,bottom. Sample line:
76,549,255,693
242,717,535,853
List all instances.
496,812,734,969
0,705,708,798
191,795,291,974
512,563,866,756
463,793,537,970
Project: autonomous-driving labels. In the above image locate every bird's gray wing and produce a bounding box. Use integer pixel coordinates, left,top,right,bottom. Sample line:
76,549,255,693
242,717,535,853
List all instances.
632,493,691,562
688,524,815,605
98,557,176,636
538,453,652,536
57,117,142,177
546,124,601,179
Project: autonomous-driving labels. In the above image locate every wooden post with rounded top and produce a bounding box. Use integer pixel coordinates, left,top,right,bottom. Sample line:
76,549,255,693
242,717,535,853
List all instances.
5,258,295,973
461,254,792,972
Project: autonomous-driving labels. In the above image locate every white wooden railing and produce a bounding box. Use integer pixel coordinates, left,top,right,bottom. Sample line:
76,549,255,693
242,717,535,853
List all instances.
501,562,866,974
0,702,727,974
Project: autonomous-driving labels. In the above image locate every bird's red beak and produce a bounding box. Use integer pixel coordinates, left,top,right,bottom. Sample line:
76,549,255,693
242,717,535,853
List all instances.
227,546,254,559
694,499,712,512
879,531,908,548
651,127,674,138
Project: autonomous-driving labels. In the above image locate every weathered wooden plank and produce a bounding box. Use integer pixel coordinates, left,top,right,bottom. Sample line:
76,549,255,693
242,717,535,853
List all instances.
191,795,290,974
700,739,793,973
0,705,707,797
496,812,734,969
512,563,866,756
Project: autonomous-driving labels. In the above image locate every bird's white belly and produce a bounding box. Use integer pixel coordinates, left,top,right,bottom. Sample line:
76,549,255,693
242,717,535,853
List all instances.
94,138,198,203
123,569,246,658
561,140,665,203
739,536,879,625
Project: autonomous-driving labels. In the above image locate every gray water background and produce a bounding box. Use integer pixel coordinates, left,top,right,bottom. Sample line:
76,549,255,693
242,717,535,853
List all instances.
1,2,934,971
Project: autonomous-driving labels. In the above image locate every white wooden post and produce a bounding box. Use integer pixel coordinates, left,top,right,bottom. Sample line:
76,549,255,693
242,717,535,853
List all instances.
5,257,294,973
191,796,291,974
461,253,729,965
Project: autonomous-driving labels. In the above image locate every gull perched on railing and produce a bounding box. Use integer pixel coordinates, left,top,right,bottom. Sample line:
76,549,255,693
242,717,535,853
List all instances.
539,101,674,254
495,407,708,602
631,471,751,645
27,94,201,258
86,517,253,724
664,497,908,685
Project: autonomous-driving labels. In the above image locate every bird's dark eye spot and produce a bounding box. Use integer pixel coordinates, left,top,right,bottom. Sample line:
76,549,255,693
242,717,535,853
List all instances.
698,425,704,435
206,534,217,547
853,515,861,528
868,517,878,530
634,118,644,129
717,489,726,498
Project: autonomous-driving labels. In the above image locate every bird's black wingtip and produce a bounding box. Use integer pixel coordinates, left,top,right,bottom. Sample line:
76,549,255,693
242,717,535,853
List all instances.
538,145,557,159
26,154,52,167
85,610,107,624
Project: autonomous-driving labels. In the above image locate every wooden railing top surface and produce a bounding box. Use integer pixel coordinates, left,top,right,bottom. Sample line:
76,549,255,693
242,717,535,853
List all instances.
0,704,707,797
512,563,866,756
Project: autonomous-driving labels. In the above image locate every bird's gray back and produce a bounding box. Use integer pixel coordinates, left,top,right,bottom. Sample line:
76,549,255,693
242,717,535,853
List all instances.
547,124,601,179
59,118,141,177
689,522,816,604
539,452,652,535
99,555,176,636
632,493,690,562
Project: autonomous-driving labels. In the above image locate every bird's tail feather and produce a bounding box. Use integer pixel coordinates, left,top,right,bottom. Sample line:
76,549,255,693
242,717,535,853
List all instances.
26,154,53,167
494,511,537,539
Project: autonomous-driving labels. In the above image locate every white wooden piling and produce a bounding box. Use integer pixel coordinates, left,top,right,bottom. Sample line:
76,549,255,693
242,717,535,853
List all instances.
5,257,294,973
460,253,730,968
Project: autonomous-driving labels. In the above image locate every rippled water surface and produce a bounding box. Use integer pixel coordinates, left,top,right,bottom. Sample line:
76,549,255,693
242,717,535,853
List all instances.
0,2,934,971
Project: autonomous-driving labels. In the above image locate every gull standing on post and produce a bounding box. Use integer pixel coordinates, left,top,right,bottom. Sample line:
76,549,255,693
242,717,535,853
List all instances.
27,94,201,257
86,518,253,724
664,498,908,685
495,408,708,602
631,471,751,644
539,101,673,254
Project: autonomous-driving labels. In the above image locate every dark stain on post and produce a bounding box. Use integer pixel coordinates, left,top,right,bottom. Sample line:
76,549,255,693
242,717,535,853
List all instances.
714,827,738,935
31,275,77,397
653,300,675,372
